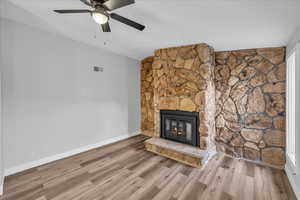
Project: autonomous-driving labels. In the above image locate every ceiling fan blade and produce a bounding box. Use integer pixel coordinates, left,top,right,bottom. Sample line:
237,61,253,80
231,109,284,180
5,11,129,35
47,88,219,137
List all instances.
80,0,92,7
101,23,111,32
53,9,91,14
110,13,145,31
103,0,134,11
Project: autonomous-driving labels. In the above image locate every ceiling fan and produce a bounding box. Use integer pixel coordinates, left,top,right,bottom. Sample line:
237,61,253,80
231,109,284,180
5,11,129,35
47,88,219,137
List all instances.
53,0,145,32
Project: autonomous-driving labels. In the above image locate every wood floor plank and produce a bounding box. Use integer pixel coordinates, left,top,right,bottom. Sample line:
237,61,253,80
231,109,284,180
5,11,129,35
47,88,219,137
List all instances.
152,173,187,200
242,176,255,200
108,176,144,200
280,171,298,200
177,179,207,200
44,172,91,200
51,181,93,200
227,159,246,197
254,164,266,200
0,135,296,200
35,196,47,200
128,167,169,200
265,167,285,200
200,167,227,200
71,169,132,200
155,163,185,189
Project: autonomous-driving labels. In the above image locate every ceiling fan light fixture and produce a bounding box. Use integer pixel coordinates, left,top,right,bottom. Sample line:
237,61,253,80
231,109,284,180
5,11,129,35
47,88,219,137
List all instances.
54,0,145,32
92,12,108,24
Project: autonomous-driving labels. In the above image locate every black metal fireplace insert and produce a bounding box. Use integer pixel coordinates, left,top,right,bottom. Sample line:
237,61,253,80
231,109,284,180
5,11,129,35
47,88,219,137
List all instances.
160,110,199,147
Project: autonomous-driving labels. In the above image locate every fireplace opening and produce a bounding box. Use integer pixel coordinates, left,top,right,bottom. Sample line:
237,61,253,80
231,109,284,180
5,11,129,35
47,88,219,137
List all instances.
160,110,199,147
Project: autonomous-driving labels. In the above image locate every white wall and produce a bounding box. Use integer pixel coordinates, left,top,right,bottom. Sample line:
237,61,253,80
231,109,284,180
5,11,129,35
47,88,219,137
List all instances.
0,16,140,172
0,0,4,195
127,63,141,134
286,25,300,199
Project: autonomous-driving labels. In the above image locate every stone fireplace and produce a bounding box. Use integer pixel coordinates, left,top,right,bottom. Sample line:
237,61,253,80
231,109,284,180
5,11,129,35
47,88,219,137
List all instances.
141,43,286,168
152,44,216,154
142,43,217,166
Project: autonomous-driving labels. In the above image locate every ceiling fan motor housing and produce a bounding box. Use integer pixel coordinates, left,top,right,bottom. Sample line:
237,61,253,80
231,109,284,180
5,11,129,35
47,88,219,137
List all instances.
92,0,108,7
92,6,109,19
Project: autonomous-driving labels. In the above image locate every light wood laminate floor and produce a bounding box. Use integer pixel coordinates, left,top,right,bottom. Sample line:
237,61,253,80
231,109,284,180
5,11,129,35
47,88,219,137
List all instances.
0,135,296,200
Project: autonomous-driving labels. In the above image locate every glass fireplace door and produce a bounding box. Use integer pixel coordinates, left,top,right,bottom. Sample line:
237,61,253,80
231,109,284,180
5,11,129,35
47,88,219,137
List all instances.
161,110,199,146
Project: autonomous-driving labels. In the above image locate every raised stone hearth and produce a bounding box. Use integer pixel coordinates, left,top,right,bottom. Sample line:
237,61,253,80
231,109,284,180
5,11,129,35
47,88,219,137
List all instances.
144,138,208,168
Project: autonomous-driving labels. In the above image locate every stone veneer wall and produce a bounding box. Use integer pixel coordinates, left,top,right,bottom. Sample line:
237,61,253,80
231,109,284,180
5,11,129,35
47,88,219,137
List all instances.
151,44,216,153
214,47,286,167
141,45,286,168
141,57,155,136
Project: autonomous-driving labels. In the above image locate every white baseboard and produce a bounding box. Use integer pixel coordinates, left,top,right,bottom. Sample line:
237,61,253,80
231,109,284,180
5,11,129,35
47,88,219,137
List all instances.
0,184,3,196
5,131,141,177
285,164,300,200
222,153,284,170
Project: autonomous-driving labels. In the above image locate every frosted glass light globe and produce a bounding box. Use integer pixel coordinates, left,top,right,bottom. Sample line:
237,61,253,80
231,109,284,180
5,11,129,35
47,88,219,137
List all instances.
92,12,108,24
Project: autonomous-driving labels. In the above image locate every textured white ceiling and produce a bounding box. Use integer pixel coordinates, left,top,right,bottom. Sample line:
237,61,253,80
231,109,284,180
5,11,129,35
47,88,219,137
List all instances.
3,0,300,60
